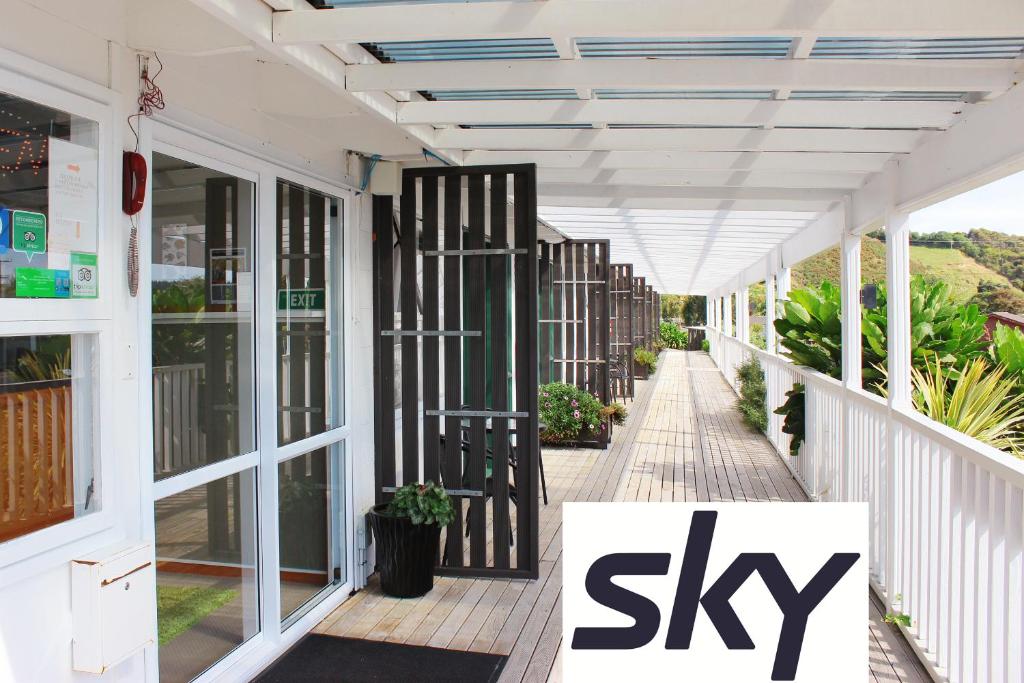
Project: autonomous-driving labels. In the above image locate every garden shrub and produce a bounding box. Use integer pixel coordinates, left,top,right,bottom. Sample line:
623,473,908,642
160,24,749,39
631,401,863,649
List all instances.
659,321,688,349
539,382,604,441
736,356,767,433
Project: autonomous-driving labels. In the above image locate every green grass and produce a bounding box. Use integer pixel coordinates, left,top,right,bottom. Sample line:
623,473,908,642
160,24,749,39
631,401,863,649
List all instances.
791,237,1021,305
907,245,1013,303
157,584,238,645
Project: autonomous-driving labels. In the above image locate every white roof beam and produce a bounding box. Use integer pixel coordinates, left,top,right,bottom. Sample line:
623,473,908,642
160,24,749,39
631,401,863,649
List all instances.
467,150,893,172
398,99,965,129
185,0,452,160
851,79,1024,232
537,182,845,203
536,168,868,189
273,0,1024,45
436,127,927,153
532,196,837,212
346,58,1013,94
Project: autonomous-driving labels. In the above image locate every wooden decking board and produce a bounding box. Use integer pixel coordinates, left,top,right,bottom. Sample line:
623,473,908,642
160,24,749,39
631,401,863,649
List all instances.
309,350,927,682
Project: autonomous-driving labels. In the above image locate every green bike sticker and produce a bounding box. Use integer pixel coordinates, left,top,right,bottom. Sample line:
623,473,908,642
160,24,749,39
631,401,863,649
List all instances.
70,252,98,298
15,267,70,298
12,210,46,260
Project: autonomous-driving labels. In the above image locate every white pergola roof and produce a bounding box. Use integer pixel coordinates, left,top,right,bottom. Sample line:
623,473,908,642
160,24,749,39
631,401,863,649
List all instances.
195,0,1024,294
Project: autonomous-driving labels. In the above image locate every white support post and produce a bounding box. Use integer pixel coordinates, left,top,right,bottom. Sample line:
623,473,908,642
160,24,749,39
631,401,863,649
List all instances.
738,287,750,345
841,228,863,389
777,267,792,302
723,294,733,337
885,210,912,408
765,275,777,354
883,207,911,599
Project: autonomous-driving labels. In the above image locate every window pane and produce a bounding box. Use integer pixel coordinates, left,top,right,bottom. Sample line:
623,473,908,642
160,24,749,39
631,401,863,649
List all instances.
0,334,97,542
155,470,259,683
151,153,256,480
276,181,343,446
0,91,100,299
279,443,346,624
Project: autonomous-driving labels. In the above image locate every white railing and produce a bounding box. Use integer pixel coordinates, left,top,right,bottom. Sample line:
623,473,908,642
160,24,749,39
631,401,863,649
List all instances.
707,327,1024,683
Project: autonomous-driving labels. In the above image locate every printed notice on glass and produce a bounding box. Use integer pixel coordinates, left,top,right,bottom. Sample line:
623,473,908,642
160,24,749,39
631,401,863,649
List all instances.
48,137,98,259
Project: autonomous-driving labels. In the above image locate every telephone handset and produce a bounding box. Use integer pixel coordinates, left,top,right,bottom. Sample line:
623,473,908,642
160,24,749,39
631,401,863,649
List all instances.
122,151,147,216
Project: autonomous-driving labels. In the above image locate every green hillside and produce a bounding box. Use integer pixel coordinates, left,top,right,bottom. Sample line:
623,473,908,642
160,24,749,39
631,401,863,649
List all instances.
791,236,1024,310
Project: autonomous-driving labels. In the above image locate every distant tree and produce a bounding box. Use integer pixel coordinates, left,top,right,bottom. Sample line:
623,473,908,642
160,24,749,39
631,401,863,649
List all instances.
682,295,706,325
969,281,1024,315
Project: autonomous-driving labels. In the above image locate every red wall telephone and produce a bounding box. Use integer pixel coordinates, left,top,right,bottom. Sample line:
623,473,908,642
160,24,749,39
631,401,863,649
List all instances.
122,151,147,215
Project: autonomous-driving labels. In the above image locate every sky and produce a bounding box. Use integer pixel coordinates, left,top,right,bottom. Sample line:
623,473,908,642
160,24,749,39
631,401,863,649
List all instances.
911,169,1024,236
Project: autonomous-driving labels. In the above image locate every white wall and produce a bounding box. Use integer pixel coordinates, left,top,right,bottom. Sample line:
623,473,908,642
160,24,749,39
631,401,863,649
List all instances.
0,1,388,680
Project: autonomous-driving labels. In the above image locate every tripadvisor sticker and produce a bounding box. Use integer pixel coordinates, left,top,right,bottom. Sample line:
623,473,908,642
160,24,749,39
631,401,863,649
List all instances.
12,210,46,261
15,267,70,298
70,252,98,298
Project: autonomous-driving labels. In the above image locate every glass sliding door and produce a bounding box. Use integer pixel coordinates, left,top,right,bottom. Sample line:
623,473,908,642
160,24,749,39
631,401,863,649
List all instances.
154,471,259,683
278,443,346,623
275,179,347,625
151,151,259,683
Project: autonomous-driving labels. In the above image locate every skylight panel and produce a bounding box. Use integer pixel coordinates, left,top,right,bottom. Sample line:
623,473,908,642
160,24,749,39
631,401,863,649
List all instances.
577,37,793,59
810,37,1024,59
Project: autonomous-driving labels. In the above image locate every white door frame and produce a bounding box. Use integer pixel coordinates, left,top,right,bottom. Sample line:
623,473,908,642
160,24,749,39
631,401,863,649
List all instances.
139,117,358,683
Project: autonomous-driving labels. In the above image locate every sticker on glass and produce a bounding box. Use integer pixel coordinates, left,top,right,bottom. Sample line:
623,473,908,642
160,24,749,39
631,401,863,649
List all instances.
70,252,98,298
12,210,46,261
15,267,70,298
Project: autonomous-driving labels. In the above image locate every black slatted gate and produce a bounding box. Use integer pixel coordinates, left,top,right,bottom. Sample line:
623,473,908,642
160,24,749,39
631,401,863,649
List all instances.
610,264,634,401
631,276,648,378
537,240,611,445
372,164,539,579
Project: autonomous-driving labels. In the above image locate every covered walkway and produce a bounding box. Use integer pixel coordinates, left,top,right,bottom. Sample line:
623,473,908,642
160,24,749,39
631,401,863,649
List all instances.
314,350,928,682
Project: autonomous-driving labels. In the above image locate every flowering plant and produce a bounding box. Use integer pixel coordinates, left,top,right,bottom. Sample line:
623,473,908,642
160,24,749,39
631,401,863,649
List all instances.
539,382,604,441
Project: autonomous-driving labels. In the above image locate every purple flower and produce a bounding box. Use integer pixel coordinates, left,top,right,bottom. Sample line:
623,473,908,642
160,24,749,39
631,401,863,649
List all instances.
573,410,580,419
542,392,549,397
571,399,578,407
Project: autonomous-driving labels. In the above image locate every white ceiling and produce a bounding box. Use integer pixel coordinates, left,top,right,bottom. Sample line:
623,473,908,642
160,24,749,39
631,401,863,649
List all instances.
235,0,1024,293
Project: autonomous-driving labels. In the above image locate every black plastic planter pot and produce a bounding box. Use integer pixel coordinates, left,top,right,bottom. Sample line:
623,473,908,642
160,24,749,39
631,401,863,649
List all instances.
369,505,441,598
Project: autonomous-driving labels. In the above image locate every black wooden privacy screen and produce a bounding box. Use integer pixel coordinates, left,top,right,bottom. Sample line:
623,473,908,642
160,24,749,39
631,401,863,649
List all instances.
537,241,611,404
372,164,539,579
610,264,634,400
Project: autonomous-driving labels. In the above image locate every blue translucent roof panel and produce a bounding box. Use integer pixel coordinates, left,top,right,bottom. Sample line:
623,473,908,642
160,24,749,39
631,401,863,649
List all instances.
596,89,774,99
790,90,968,101
315,0,507,5
427,89,578,100
363,38,559,62
810,37,1024,59
577,37,793,59
460,124,595,129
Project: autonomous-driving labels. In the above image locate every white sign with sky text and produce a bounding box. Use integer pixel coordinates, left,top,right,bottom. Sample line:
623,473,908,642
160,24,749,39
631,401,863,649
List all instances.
563,502,868,682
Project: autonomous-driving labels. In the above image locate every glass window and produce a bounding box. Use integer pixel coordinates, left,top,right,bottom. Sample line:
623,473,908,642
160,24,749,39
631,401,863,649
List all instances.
155,470,259,683
278,443,346,624
151,153,256,480
0,334,97,542
276,181,343,446
0,91,100,300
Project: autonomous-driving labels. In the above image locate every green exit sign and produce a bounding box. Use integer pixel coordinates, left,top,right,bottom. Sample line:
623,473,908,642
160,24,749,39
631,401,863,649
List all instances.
278,288,326,310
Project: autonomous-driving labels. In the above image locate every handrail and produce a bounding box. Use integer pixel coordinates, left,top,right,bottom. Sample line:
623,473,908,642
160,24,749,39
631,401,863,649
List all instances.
706,327,1024,683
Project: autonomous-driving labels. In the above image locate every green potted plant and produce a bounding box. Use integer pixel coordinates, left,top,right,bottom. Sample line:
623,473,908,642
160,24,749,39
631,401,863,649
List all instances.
633,347,657,379
369,481,455,598
538,382,607,445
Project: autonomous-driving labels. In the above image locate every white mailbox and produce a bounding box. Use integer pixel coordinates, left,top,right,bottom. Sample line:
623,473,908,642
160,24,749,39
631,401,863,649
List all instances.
71,542,156,673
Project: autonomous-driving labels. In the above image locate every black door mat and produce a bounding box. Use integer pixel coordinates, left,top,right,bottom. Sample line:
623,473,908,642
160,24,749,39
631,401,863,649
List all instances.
255,634,508,683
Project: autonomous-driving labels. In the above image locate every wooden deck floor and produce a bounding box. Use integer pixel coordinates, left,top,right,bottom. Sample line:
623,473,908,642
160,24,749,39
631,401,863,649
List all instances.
312,350,929,682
